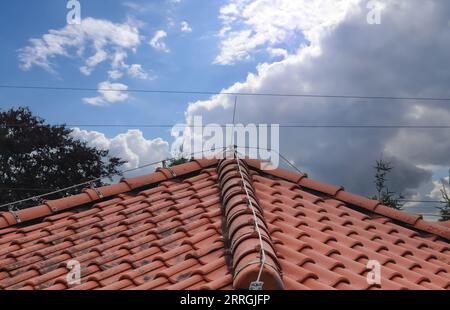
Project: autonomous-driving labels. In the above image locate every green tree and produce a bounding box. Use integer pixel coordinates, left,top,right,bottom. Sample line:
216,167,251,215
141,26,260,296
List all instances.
371,159,404,210
166,157,191,167
437,176,450,221
165,144,191,167
0,107,126,209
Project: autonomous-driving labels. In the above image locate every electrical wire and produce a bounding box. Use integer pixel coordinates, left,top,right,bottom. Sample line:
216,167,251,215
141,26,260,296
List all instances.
1,84,450,101
0,187,56,192
415,213,443,217
5,123,450,129
238,145,303,174
399,199,446,203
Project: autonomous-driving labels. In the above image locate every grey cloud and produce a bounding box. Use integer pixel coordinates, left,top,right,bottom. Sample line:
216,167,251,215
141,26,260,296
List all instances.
182,0,450,196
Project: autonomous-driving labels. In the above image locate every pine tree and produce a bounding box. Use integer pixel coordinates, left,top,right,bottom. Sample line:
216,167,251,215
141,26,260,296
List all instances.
371,159,404,210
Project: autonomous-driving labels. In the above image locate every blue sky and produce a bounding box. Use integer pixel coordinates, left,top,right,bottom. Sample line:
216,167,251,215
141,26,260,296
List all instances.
0,0,265,139
2,0,450,218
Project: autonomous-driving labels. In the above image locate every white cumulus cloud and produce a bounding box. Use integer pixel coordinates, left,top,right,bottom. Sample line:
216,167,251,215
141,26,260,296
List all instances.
71,128,170,175
149,30,170,52
180,21,192,33
83,81,129,106
128,64,153,80
214,0,358,65
19,17,141,75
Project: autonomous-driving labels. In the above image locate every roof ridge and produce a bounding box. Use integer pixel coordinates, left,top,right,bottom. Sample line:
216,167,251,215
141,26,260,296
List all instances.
217,158,284,290
0,159,218,229
245,159,450,241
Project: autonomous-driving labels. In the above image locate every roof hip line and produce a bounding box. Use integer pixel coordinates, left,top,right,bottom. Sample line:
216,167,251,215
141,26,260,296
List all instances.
217,158,284,290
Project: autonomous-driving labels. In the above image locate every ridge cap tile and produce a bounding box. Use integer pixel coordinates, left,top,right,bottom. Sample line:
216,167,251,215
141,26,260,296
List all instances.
217,158,284,290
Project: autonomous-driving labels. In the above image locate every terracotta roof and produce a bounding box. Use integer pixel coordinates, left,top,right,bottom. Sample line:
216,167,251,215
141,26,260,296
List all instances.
0,158,449,290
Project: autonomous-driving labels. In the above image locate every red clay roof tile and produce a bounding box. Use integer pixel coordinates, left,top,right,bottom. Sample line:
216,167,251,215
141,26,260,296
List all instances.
0,158,449,290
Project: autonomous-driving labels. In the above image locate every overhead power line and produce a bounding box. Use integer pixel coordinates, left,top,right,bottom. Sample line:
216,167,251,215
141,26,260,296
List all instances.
4,123,450,129
0,187,55,192
0,84,450,101
399,199,445,203
417,213,442,217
